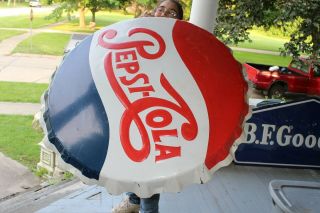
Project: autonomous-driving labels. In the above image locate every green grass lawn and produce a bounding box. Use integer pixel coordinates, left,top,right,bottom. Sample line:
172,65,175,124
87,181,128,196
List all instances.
232,30,289,52
0,115,43,171
13,32,71,55
0,81,48,103
0,14,63,29
233,51,291,66
8,11,131,55
0,29,26,41
0,2,29,7
52,11,133,33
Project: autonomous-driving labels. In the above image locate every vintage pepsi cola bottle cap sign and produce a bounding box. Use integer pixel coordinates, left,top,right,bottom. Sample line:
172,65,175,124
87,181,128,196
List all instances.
41,17,248,197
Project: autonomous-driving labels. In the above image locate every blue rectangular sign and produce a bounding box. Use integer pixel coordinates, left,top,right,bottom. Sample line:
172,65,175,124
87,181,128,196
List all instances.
235,98,320,168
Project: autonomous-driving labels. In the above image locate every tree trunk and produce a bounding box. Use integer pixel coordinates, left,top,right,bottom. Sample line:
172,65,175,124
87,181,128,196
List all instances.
91,11,96,22
79,7,86,28
67,12,71,21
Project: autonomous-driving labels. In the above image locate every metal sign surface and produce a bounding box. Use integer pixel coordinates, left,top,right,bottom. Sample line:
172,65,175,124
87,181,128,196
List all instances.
41,17,248,197
235,98,320,168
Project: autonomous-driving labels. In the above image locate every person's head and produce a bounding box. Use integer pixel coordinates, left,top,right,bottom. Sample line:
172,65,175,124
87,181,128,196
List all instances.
154,0,183,20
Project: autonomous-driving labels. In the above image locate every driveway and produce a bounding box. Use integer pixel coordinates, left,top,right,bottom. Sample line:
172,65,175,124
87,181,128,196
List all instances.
0,54,61,83
0,152,40,199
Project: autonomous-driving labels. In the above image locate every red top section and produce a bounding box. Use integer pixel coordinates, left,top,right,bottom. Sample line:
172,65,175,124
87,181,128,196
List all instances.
173,21,248,169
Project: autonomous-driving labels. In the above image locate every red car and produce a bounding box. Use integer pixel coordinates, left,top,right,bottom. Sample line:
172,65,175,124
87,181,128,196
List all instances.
244,58,320,98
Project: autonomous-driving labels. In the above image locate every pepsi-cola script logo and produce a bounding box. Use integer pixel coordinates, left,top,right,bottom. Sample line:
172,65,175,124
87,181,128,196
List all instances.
98,28,198,162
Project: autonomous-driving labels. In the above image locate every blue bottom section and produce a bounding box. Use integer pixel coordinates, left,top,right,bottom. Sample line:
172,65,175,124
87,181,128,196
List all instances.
44,36,109,179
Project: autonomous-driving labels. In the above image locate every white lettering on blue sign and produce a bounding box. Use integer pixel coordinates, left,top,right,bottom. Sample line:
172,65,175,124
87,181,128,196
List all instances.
244,123,320,149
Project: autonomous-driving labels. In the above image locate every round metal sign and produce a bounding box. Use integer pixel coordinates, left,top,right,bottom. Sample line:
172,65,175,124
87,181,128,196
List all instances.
41,17,248,197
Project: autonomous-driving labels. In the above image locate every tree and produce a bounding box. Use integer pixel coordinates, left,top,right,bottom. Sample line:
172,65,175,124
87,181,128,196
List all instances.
46,1,77,22
48,0,116,27
110,0,132,14
7,0,16,6
119,0,157,17
130,0,157,17
78,0,87,27
277,0,320,59
137,0,156,10
47,0,87,27
215,0,320,59
86,0,116,22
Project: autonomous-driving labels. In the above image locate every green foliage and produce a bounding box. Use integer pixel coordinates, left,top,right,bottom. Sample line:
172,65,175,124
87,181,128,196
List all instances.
13,32,70,55
110,0,131,9
46,1,78,21
36,167,49,178
0,115,43,171
275,0,320,59
136,0,156,17
63,171,74,180
46,0,126,23
86,0,118,22
215,0,320,59
136,0,156,9
121,0,157,17
180,0,192,20
0,81,48,103
215,0,278,44
253,20,300,39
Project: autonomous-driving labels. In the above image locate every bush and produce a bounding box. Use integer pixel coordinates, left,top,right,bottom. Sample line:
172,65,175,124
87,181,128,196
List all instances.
253,19,301,39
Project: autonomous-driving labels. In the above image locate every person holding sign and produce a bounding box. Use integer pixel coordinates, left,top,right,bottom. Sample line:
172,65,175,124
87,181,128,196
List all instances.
112,2,184,213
